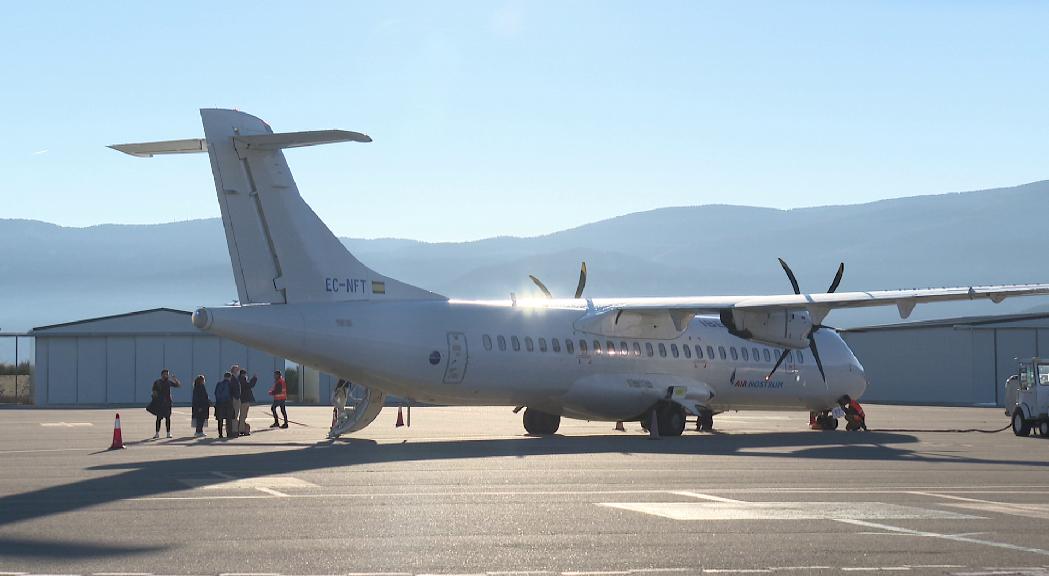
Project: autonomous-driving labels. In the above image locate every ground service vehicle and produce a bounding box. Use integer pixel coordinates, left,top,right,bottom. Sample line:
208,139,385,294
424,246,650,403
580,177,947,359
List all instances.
1006,357,1049,436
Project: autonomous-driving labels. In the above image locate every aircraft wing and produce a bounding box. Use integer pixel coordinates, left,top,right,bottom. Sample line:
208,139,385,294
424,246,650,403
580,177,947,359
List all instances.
575,284,1049,339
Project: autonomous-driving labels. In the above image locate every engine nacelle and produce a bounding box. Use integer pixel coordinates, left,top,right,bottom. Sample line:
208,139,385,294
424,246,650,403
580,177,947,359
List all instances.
719,308,812,349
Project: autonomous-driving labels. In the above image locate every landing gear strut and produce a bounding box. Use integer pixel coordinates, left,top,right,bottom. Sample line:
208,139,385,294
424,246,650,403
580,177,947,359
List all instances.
523,408,560,435
696,409,714,432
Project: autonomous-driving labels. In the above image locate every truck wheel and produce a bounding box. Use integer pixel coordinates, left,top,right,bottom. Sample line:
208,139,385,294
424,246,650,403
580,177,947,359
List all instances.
1013,411,1032,436
1039,420,1049,437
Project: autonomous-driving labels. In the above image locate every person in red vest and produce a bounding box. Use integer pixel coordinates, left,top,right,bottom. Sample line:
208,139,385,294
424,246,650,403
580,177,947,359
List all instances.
268,370,289,429
838,394,868,431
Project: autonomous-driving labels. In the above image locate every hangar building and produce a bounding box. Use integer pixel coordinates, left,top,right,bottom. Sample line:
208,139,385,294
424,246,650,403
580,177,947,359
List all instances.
840,313,1049,406
31,308,338,406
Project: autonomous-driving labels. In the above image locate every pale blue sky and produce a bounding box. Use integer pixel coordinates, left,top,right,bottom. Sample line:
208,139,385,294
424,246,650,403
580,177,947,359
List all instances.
3,1,1048,242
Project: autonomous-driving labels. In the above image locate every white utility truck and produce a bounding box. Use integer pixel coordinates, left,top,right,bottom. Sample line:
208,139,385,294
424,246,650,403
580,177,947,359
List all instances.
1006,357,1049,436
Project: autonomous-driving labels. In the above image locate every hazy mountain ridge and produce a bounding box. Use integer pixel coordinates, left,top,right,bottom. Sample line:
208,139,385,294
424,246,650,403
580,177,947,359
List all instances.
3,180,1049,332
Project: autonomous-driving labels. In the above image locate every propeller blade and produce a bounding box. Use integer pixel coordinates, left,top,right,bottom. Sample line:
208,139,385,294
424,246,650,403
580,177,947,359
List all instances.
827,262,845,294
528,275,552,298
778,258,801,295
809,337,827,382
766,347,792,380
574,261,588,299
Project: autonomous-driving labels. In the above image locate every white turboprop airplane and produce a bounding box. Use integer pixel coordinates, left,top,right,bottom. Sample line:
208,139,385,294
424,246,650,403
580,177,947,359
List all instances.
112,109,1049,438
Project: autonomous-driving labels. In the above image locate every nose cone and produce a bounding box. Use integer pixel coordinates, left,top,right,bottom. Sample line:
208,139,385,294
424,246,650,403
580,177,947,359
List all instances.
852,358,868,399
192,307,212,330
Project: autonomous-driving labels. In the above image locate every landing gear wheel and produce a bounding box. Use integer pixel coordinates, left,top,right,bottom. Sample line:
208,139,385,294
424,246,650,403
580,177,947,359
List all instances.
657,403,687,437
697,411,714,432
1040,420,1049,437
815,412,839,431
1012,411,1032,437
523,408,560,435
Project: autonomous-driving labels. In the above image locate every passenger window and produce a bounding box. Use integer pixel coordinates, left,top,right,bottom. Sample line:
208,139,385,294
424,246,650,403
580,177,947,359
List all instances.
511,336,521,351
718,346,727,360
566,339,574,354
696,345,704,359
646,342,654,357
796,350,804,363
707,346,715,359
683,344,692,359
483,334,493,351
658,343,667,358
620,341,629,355
607,341,616,355
741,347,749,361
593,340,602,354
538,337,547,352
752,348,760,361
671,344,680,358
633,342,642,356
730,347,738,361
551,338,561,353
497,335,507,352
579,340,588,354
763,348,771,362
525,337,534,352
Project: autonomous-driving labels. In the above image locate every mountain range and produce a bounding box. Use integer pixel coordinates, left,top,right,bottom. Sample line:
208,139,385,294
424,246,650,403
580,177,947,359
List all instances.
4,179,1049,334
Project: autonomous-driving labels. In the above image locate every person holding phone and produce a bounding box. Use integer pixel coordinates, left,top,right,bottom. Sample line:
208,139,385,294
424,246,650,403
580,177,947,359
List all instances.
149,369,181,439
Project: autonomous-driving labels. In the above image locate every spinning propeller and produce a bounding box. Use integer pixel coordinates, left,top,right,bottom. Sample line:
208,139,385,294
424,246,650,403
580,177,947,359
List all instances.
529,261,587,299
766,258,844,382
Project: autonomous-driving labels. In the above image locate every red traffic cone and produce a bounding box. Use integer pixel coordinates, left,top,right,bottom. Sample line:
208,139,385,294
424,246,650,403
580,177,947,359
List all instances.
395,406,405,428
108,413,125,450
614,421,625,432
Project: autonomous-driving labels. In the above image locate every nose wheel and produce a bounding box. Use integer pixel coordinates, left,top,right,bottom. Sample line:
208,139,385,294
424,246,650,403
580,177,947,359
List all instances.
814,411,839,431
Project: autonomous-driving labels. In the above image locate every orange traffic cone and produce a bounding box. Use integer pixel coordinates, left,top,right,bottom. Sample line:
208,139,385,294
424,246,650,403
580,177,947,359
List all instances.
614,421,626,432
108,413,125,450
395,406,405,427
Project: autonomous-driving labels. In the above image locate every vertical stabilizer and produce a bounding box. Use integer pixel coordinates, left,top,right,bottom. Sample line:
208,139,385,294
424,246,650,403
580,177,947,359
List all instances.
114,109,444,304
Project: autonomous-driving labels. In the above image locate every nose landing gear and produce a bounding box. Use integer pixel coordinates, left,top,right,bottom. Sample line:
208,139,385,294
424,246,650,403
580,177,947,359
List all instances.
812,410,839,431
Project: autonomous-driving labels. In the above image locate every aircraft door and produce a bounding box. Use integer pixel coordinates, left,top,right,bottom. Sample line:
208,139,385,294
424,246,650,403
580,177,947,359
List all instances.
443,332,468,384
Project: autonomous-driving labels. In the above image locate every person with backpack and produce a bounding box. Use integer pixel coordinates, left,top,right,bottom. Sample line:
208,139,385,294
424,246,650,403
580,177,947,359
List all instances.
213,372,235,439
268,370,289,429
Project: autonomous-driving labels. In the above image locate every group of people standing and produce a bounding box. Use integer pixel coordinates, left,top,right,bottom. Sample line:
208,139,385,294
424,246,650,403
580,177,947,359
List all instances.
149,365,290,440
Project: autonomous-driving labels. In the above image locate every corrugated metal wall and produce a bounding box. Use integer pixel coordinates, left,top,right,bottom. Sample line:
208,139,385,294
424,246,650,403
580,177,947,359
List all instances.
34,335,282,406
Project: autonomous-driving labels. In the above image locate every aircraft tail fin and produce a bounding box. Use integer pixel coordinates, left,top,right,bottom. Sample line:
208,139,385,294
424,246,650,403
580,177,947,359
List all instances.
112,108,444,304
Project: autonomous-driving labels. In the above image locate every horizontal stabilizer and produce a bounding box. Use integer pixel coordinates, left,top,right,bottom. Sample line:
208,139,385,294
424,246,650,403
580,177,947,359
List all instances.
110,130,371,158
234,130,372,152
109,138,206,157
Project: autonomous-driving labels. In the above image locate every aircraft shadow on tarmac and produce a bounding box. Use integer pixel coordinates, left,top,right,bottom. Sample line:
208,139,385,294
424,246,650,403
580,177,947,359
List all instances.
0,430,1041,559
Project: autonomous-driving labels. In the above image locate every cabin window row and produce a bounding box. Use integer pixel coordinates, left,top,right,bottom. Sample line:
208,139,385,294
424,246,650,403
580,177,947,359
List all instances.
479,334,805,364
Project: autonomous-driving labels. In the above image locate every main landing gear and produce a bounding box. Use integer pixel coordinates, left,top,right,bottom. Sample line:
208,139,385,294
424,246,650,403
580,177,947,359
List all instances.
812,410,839,431
522,408,561,435
640,402,687,437
696,409,714,432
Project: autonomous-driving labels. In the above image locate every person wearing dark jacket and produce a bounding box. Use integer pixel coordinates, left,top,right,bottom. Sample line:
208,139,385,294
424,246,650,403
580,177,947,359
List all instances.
237,369,258,436
148,369,181,439
191,375,211,438
229,364,242,435
213,372,235,439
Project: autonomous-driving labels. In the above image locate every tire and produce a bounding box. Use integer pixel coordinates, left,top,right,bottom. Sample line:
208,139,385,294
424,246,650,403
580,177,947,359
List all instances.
699,412,714,432
523,408,560,435
1013,411,1032,437
658,403,687,437
1039,420,1049,438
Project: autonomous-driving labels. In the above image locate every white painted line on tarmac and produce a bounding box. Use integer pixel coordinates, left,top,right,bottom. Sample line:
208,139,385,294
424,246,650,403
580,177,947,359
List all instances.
39,422,92,427
94,573,154,575
599,501,980,521
130,488,680,502
911,491,1049,520
669,490,747,503
0,448,93,455
180,476,316,490
254,487,288,497
836,518,1049,557
211,472,235,479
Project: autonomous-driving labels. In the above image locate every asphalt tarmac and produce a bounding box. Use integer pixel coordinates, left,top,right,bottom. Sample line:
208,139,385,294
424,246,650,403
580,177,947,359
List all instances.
1,404,1048,576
